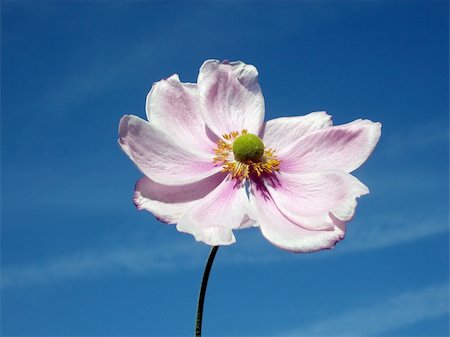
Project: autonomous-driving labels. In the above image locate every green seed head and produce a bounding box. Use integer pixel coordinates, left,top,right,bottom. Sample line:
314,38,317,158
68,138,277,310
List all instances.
232,133,265,162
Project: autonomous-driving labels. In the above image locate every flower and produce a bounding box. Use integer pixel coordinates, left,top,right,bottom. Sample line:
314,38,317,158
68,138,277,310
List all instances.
118,60,381,252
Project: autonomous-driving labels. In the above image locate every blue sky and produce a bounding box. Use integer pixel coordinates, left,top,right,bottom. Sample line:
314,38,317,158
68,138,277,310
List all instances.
1,1,448,336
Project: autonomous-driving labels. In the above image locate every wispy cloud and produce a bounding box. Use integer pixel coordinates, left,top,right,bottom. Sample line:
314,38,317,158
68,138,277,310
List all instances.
2,212,447,288
378,118,448,159
341,215,447,253
282,283,449,336
0,232,277,288
33,4,207,116
1,241,205,288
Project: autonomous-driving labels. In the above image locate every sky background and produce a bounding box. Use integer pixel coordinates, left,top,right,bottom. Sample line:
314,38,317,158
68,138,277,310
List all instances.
1,1,449,336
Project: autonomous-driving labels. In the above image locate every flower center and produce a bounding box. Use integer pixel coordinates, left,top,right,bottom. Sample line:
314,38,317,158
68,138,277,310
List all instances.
212,129,280,181
232,133,265,162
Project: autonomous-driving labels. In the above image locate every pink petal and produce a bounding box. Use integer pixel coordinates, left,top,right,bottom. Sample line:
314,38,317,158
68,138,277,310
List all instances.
250,188,347,253
280,119,381,174
261,111,332,150
146,74,216,154
263,171,368,231
197,60,264,136
134,172,226,224
119,115,221,185
176,178,253,246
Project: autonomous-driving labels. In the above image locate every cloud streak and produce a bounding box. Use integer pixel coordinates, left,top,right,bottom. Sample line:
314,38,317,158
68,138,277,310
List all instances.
282,283,449,336
341,215,447,253
1,241,205,288
378,118,448,159
2,212,447,288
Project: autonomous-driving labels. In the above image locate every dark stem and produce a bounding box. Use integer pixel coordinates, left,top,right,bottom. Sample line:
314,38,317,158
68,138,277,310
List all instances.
195,245,219,337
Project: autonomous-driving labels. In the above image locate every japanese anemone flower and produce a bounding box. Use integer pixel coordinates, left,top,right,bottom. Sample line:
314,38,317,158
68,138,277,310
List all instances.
119,60,381,252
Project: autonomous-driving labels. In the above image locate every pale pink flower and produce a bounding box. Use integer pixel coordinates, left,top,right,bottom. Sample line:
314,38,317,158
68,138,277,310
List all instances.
119,60,381,252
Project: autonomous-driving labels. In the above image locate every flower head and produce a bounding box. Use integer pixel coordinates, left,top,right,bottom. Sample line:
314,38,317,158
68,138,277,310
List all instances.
119,60,381,252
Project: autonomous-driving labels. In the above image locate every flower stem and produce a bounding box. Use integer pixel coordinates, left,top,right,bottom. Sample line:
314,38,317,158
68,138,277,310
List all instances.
195,245,219,337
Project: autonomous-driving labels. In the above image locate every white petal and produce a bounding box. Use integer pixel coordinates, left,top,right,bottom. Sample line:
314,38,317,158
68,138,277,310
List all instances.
146,74,216,154
263,171,368,231
280,119,381,174
250,188,347,253
177,178,251,246
198,60,265,136
261,111,332,150
119,115,221,185
133,172,225,224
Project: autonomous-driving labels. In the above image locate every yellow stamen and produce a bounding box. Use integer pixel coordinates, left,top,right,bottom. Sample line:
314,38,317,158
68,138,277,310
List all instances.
212,130,280,181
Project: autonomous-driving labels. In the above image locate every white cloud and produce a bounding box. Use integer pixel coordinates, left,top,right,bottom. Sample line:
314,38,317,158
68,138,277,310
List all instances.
1,241,205,288
2,212,447,288
282,283,449,337
378,118,448,159
340,215,447,253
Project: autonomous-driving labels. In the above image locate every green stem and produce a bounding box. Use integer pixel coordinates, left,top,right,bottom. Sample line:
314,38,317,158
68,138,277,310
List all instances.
195,246,219,337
